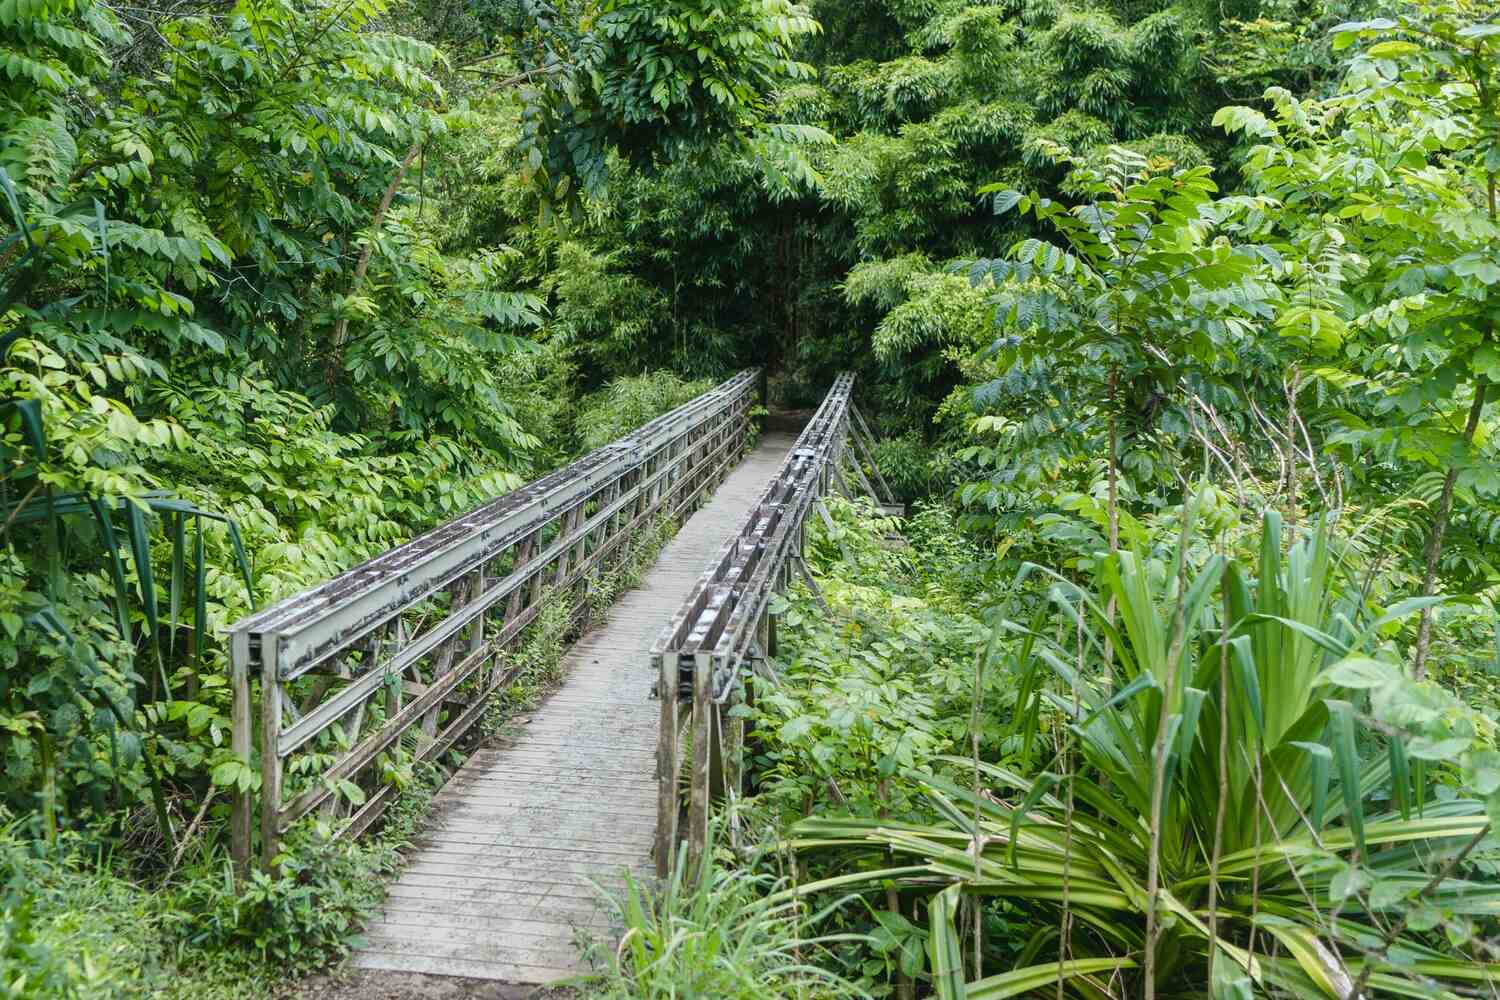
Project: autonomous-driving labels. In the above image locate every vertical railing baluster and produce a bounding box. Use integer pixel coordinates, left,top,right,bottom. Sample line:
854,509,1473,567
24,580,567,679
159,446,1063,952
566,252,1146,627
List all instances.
230,630,253,876
687,650,712,877
655,651,679,880
506,534,535,645
260,635,283,870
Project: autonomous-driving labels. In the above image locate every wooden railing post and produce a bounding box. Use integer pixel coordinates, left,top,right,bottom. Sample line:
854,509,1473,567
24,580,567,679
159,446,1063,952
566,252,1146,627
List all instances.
687,651,713,877
655,652,679,879
721,690,744,801
259,636,283,871
230,630,253,877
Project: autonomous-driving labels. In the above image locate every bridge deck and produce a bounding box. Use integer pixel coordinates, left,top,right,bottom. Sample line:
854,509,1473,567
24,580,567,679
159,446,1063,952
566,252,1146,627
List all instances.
353,432,796,983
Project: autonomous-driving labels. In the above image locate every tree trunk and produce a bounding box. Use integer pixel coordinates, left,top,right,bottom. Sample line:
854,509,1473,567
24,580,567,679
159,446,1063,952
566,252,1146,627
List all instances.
324,141,423,385
1107,364,1120,552
1412,382,1487,680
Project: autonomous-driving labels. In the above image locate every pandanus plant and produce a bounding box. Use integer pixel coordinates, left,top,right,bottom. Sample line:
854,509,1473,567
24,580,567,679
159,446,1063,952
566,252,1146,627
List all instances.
791,511,1499,998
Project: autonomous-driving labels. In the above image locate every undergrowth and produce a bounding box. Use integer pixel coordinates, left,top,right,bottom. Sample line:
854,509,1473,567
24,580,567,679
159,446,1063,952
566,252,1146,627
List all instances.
0,770,439,998
581,833,868,1000
0,514,685,999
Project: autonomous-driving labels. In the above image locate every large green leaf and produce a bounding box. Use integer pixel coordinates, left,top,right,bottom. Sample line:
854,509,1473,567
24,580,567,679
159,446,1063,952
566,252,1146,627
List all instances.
967,957,1138,1000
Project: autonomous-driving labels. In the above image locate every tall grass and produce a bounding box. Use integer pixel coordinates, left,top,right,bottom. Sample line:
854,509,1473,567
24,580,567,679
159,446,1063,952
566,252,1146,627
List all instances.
587,836,869,999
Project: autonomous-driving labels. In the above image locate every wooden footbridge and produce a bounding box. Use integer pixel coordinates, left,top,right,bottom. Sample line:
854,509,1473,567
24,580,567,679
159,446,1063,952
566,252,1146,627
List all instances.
226,370,892,983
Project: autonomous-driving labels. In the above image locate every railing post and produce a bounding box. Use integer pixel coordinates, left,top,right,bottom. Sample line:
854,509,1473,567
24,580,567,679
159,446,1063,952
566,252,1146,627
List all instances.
507,535,535,642
655,652,679,879
465,567,485,655
230,629,253,878
720,692,743,801
687,650,712,877
259,635,283,871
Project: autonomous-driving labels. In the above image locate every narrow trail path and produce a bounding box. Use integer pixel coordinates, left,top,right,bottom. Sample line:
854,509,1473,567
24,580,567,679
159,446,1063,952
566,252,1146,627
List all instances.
346,432,796,985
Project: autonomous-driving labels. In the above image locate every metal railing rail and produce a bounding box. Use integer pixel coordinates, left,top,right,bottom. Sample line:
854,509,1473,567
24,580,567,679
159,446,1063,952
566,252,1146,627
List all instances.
651,373,891,876
229,370,760,871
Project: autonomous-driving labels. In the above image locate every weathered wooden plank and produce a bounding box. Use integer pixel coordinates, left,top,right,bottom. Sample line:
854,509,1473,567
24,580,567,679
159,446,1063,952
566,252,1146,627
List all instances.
376,874,612,902
408,842,645,863
382,884,614,913
366,915,611,940
371,896,614,924
381,887,613,915
352,952,579,983
360,929,583,966
449,774,660,794
399,858,641,881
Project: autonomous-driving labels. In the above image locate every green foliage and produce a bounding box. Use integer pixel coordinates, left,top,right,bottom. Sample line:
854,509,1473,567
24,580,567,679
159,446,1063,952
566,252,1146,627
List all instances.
1,826,173,998
1211,0,1500,675
867,431,951,504
499,0,1280,425
0,767,439,996
958,147,1276,537
573,371,716,452
752,498,995,820
162,816,411,969
512,0,821,205
793,508,1500,998
586,833,867,999
10,0,1500,994
544,242,671,376
1216,16,1500,491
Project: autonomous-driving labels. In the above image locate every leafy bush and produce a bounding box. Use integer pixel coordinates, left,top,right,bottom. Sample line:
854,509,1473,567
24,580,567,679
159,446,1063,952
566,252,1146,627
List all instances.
0,816,277,999
163,822,395,969
754,498,994,825
573,371,717,451
867,433,952,504
797,509,1500,997
0,768,440,995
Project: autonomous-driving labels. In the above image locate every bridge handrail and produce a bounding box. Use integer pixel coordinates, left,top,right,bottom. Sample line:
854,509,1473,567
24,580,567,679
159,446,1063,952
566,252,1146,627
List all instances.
652,373,891,877
229,370,759,872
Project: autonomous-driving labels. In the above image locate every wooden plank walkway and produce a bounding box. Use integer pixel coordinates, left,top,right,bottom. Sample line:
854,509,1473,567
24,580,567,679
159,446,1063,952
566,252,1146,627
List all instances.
353,432,796,983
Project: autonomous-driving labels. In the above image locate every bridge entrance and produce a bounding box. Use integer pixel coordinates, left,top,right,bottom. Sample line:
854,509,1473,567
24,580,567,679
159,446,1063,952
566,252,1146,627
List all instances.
353,431,799,980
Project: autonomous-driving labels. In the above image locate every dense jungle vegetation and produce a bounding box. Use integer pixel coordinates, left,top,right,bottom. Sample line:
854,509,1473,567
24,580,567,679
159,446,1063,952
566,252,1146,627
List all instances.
5,0,1500,993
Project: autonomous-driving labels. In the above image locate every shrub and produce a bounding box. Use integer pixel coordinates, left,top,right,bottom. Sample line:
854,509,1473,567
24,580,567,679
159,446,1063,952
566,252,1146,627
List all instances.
574,372,717,452
795,509,1500,997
